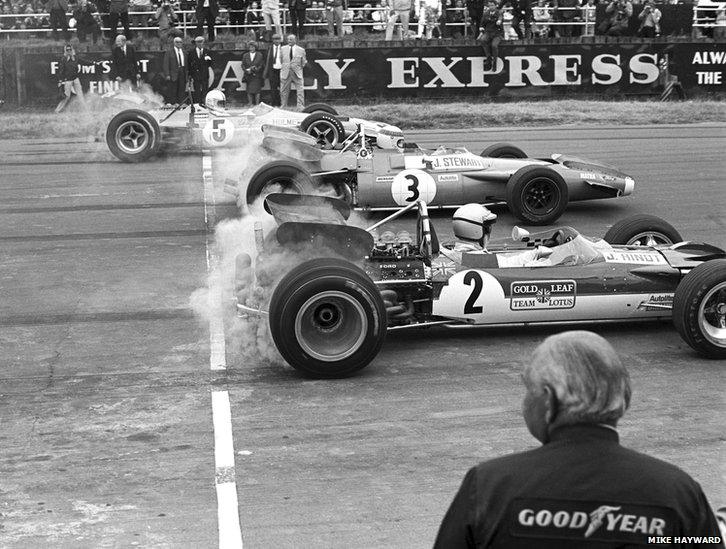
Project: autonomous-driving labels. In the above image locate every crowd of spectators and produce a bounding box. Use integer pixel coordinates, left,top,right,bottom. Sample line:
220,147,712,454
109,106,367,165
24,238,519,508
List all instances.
0,0,716,41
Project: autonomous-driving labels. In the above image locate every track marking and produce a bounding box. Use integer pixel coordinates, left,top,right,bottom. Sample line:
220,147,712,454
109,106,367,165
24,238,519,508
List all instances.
203,150,227,371
203,149,243,548
212,391,244,549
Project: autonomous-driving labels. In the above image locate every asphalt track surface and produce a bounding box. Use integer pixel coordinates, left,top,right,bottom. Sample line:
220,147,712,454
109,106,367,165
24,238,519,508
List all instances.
0,124,724,547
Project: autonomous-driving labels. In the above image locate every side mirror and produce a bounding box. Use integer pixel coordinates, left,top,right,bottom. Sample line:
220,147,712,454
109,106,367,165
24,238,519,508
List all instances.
512,226,530,242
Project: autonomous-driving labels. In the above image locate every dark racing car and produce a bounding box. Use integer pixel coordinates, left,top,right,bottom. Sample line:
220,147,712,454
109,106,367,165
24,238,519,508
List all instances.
234,194,726,378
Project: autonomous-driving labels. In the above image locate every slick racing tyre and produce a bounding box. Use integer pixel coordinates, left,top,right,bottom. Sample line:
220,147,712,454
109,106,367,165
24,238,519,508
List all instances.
603,214,683,246
268,258,387,378
300,112,346,148
506,165,569,226
106,109,161,162
480,143,527,159
673,259,726,359
301,103,339,116
245,160,314,207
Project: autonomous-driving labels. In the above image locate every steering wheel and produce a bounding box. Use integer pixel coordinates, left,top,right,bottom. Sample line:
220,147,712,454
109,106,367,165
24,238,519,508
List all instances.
543,230,564,248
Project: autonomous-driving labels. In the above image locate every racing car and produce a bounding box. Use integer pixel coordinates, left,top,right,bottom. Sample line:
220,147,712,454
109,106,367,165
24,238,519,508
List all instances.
244,125,635,225
105,90,404,162
234,194,726,378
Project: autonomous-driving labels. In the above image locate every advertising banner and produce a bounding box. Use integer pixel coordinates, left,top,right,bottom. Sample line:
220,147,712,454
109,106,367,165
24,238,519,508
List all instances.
18,41,726,105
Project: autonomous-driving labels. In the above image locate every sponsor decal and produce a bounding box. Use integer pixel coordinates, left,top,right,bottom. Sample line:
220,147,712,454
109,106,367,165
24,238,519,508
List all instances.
510,280,576,310
430,256,457,279
376,176,395,183
509,498,676,544
437,174,460,183
642,293,674,311
603,250,667,265
579,172,617,182
429,155,485,170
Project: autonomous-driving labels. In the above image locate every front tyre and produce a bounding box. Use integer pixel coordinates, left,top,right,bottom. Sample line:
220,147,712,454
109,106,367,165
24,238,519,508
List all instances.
505,165,569,226
106,109,161,162
268,258,387,378
300,112,346,148
673,259,726,359
603,214,682,246
301,103,339,116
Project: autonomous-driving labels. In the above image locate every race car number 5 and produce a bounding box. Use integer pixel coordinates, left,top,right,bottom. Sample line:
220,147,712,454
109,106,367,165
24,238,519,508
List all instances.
391,169,437,206
202,118,235,146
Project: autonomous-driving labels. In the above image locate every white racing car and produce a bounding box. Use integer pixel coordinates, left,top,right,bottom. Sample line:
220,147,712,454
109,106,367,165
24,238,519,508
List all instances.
105,90,404,162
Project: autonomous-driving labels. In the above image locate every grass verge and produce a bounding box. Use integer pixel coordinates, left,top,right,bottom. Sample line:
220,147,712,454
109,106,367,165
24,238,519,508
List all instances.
0,99,724,140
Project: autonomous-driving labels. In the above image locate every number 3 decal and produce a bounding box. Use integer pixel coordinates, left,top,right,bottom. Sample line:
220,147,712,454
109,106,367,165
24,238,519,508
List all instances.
463,271,483,314
391,169,436,206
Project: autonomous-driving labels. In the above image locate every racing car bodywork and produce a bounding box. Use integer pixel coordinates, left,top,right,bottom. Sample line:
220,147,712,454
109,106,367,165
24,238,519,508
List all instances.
105,101,403,162
246,127,635,225
235,196,726,378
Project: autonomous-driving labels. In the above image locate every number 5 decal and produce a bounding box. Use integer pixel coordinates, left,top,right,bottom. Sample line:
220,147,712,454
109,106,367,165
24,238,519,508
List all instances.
463,271,483,314
202,118,235,146
391,169,436,206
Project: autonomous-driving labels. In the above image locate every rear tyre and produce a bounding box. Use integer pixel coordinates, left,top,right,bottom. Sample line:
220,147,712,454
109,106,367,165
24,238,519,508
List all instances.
106,109,161,162
673,259,726,359
300,112,346,148
268,258,387,378
480,143,527,159
245,161,314,206
505,165,569,225
603,214,682,246
301,103,339,116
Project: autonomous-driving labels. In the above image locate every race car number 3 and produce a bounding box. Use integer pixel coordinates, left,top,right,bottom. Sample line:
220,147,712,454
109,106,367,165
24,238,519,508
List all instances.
203,118,235,146
391,169,437,206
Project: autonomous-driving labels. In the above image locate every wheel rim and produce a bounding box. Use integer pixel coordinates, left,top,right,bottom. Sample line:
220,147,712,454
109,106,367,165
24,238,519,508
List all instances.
521,177,560,216
294,290,367,362
115,120,150,154
307,120,340,147
698,282,726,348
625,231,675,246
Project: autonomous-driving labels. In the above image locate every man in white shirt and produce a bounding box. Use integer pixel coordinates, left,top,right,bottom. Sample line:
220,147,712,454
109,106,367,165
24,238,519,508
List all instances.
279,34,307,108
162,36,188,104
263,33,283,106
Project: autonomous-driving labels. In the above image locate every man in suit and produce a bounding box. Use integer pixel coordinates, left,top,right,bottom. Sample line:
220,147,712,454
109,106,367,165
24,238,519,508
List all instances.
262,33,283,106
162,36,188,104
195,0,219,41
188,35,213,103
111,34,140,88
279,33,306,108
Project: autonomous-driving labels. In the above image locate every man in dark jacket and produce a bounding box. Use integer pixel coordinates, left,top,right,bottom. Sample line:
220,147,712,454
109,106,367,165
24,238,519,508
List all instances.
46,0,69,40
111,34,140,86
162,36,188,103
262,32,283,105
55,44,83,112
195,0,219,41
108,0,131,40
434,331,722,548
188,35,213,103
289,0,309,37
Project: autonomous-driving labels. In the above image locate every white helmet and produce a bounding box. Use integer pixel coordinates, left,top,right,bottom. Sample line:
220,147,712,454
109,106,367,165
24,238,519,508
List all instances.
205,89,226,110
376,128,404,150
453,203,497,247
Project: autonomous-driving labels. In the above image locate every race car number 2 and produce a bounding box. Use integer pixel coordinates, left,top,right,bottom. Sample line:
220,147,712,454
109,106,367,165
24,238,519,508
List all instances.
391,169,437,206
202,118,235,146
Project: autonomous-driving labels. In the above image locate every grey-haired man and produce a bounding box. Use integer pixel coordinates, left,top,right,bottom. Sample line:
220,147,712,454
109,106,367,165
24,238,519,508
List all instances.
434,331,722,548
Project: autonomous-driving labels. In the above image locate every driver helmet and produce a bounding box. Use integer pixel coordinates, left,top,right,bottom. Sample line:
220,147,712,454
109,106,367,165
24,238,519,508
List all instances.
453,203,497,248
376,128,405,150
205,89,226,110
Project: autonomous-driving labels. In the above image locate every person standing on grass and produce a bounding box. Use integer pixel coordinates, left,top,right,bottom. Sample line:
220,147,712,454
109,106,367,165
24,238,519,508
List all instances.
111,34,140,90
263,33,283,106
242,40,265,104
55,44,85,113
279,33,306,108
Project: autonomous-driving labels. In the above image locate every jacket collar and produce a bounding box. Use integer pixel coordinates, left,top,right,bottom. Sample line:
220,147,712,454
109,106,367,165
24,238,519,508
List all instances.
548,423,620,444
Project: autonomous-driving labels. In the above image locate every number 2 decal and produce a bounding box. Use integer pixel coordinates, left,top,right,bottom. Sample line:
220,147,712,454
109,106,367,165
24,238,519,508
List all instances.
405,174,419,202
463,271,483,314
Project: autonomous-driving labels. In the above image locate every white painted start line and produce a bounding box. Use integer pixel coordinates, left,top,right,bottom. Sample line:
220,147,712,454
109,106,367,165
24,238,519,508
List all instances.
203,148,244,548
